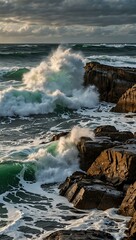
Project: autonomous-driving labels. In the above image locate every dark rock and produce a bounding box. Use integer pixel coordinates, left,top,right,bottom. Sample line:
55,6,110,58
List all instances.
87,144,136,185
51,131,69,141
59,172,123,210
65,183,78,202
98,131,134,142
94,125,134,142
84,62,136,103
77,126,134,171
112,84,136,113
59,171,87,196
43,229,115,240
94,125,117,134
77,137,115,171
119,182,136,217
72,183,123,210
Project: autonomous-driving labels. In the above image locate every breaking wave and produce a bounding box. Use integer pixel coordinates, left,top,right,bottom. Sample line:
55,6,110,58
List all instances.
0,126,94,192
0,47,99,117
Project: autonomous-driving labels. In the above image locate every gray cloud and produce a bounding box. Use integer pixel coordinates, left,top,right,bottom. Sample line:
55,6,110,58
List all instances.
0,0,136,42
0,0,136,25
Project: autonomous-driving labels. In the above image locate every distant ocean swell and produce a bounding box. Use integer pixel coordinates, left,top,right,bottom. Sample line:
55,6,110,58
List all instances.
0,43,136,57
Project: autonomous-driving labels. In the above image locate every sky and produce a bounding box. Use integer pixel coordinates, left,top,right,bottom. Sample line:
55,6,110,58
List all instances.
0,0,136,43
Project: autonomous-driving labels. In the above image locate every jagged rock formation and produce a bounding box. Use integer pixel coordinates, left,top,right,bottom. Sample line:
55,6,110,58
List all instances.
59,172,123,210
118,182,136,239
84,62,136,103
119,182,136,217
87,144,136,185
94,125,134,142
77,125,134,171
112,85,136,113
49,125,136,239
77,137,115,171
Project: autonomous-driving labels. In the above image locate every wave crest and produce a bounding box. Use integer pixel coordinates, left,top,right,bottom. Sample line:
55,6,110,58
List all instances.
0,47,99,116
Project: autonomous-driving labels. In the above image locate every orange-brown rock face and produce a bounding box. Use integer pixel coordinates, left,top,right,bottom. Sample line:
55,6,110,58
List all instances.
87,145,136,185
112,85,136,113
119,182,136,217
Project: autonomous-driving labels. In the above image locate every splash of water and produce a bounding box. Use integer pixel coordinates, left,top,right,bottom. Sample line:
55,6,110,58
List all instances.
0,47,99,116
23,46,85,94
0,126,94,187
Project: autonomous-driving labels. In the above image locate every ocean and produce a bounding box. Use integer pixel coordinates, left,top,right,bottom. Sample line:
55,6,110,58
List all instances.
0,43,136,240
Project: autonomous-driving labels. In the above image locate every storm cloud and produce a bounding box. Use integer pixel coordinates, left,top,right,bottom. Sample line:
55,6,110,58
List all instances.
0,0,136,43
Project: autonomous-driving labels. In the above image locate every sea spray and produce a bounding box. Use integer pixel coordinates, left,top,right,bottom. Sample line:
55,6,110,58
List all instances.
0,126,93,188
27,126,94,183
0,116,96,191
23,46,85,94
0,47,99,117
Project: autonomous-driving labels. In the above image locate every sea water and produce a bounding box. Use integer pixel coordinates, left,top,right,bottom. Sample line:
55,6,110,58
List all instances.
0,43,136,239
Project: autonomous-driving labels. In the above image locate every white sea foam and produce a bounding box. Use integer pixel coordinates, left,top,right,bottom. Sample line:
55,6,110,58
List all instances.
5,126,92,184
27,126,94,183
0,124,132,240
64,208,130,240
0,47,99,116
23,46,85,94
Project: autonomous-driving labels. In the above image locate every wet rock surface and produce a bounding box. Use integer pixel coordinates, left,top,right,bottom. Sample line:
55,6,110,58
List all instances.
84,62,136,103
112,84,136,113
94,125,134,142
87,144,136,185
51,131,69,141
59,172,123,210
77,125,134,172
119,182,136,217
77,137,115,171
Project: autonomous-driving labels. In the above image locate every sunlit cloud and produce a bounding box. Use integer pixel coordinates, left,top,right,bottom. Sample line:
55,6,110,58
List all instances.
0,0,135,43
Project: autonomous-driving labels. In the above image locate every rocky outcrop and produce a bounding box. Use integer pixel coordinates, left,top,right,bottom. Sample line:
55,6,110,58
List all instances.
59,172,123,210
118,182,136,239
119,182,136,217
94,125,134,142
77,137,115,171
51,126,136,239
112,85,136,113
44,229,115,240
87,144,136,186
51,131,69,141
77,125,134,171
84,62,136,103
